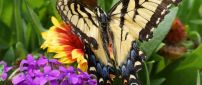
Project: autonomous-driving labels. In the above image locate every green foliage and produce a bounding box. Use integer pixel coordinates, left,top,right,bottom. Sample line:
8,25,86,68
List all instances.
3,47,15,65
0,0,202,84
178,0,202,37
155,44,202,85
0,0,58,61
98,0,114,12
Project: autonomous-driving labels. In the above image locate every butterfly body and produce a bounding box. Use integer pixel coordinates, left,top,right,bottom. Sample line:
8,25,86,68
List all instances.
56,0,181,84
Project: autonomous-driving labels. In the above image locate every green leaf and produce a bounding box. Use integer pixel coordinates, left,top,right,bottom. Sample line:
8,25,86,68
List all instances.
147,60,155,75
0,64,3,74
178,0,202,23
140,7,179,58
0,64,3,81
157,44,202,85
197,70,201,85
0,0,13,26
190,19,202,25
98,0,114,12
199,5,202,17
0,21,12,49
13,0,25,43
186,31,201,49
140,62,151,85
24,23,33,50
177,0,202,36
150,54,166,74
151,78,166,85
179,45,202,70
3,47,15,65
154,43,165,53
159,44,202,73
23,0,45,51
50,0,60,19
15,42,27,60
28,0,44,9
24,0,45,38
0,0,3,16
162,68,198,85
200,71,202,85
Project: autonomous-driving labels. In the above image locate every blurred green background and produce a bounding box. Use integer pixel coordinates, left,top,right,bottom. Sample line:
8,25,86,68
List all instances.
0,0,202,85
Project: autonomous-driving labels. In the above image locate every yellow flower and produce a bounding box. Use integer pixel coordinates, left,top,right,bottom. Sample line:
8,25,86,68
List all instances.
41,17,87,71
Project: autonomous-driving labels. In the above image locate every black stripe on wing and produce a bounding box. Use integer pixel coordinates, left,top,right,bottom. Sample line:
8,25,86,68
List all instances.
108,0,182,41
56,0,99,48
57,0,113,70
138,0,182,41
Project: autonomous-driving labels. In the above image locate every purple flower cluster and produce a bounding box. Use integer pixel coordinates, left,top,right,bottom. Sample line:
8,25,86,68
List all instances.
0,61,13,81
12,54,96,85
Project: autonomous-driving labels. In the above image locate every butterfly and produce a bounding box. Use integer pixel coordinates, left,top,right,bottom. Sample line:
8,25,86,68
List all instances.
56,0,181,84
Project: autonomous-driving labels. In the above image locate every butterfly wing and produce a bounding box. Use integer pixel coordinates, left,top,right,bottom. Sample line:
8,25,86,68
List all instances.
56,0,110,65
108,0,181,84
108,0,181,68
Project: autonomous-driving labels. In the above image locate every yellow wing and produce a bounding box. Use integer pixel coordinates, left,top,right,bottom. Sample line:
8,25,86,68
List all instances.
108,0,181,66
56,0,110,65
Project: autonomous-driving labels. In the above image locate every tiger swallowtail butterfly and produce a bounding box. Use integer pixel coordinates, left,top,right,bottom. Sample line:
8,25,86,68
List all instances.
56,0,181,84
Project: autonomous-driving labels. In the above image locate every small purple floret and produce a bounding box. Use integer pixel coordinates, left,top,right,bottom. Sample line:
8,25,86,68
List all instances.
12,54,96,85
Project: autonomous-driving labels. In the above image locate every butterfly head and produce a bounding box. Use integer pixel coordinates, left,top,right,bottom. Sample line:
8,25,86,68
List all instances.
95,8,108,27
